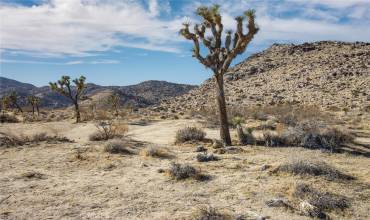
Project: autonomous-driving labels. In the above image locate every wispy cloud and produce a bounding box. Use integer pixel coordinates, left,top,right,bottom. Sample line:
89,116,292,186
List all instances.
0,58,120,65
0,0,369,59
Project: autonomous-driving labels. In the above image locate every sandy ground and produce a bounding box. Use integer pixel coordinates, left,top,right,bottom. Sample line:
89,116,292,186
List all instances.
0,120,369,219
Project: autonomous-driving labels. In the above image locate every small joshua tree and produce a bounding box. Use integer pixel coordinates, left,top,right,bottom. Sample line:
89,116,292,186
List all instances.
107,92,120,116
8,91,23,113
1,96,10,114
180,5,259,145
27,95,40,116
49,75,86,123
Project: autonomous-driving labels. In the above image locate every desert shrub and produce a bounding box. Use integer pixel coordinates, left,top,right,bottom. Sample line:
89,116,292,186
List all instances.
0,113,19,123
263,121,354,151
191,206,232,220
140,146,172,158
168,163,208,181
90,120,128,141
286,121,353,151
294,183,350,212
175,127,206,143
104,140,132,154
196,152,219,162
274,159,354,181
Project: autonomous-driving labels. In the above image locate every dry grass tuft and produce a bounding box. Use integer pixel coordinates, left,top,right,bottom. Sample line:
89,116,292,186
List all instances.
19,171,46,180
274,158,354,181
175,127,206,144
190,206,233,220
293,183,350,213
167,163,208,181
140,146,173,159
104,140,132,154
196,152,219,162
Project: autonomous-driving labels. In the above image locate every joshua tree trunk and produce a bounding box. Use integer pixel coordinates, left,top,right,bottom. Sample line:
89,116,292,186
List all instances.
36,104,40,116
74,102,81,123
215,74,231,145
32,105,35,116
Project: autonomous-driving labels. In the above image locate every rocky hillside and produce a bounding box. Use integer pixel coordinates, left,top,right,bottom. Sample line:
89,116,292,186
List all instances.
150,41,370,114
0,77,197,109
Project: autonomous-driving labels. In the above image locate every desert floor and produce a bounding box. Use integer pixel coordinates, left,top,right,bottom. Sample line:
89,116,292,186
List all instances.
0,119,369,219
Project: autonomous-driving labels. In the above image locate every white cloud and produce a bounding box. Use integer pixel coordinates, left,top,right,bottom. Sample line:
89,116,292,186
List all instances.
0,0,184,56
0,0,369,59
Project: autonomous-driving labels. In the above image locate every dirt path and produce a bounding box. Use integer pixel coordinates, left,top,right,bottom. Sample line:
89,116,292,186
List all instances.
127,119,220,145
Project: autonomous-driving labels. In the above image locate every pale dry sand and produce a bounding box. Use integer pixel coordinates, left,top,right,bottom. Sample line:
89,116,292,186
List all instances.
0,120,369,220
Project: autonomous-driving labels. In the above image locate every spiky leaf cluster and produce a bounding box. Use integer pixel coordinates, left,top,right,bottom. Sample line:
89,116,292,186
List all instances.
49,75,86,102
179,5,259,75
27,95,40,106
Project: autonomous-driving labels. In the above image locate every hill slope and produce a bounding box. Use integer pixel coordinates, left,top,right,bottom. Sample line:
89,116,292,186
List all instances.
151,41,370,114
0,78,197,108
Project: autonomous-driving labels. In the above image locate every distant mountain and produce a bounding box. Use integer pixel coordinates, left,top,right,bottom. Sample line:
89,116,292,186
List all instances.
0,77,197,109
152,41,370,114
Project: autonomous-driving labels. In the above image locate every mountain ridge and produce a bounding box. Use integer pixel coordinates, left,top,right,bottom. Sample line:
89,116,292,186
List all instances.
0,77,197,109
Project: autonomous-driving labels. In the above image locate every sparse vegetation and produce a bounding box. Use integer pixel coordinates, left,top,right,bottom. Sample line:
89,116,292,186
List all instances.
175,127,206,143
168,163,208,181
49,75,86,123
274,158,354,180
104,140,132,154
180,4,259,145
0,132,72,147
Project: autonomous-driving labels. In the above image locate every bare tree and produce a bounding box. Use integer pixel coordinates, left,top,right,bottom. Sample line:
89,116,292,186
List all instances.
49,75,86,123
179,5,259,145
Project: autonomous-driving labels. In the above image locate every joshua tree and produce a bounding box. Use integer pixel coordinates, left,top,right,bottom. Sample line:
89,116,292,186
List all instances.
107,92,120,116
8,91,23,113
180,5,259,145
49,75,86,123
27,95,40,116
1,96,10,114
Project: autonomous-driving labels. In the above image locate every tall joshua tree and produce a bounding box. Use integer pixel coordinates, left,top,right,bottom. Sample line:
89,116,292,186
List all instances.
49,75,86,123
180,5,259,145
8,91,23,113
27,95,40,116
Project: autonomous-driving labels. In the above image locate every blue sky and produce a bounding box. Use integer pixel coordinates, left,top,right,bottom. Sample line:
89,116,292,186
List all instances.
0,0,369,86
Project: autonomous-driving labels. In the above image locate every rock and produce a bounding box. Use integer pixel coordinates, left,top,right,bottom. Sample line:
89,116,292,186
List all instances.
195,145,207,152
299,201,326,219
212,139,224,149
265,198,289,208
260,164,271,171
